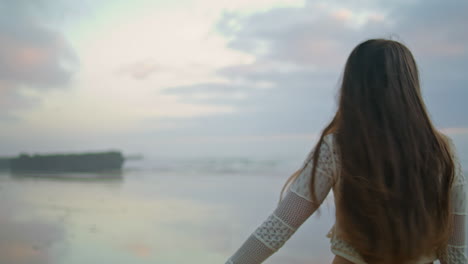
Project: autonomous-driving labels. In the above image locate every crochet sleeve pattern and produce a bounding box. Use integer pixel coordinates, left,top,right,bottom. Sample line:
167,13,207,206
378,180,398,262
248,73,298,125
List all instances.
225,135,336,264
439,137,467,264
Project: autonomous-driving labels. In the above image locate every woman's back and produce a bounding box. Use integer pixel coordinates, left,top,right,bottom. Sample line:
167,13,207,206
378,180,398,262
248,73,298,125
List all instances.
322,133,466,264
225,132,466,264
325,39,462,263
224,39,467,264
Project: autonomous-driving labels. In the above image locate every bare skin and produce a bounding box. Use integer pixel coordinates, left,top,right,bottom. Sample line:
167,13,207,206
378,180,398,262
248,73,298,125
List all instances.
332,255,433,264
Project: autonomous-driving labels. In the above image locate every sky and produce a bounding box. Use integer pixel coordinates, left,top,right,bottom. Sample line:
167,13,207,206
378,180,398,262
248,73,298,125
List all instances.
0,0,467,161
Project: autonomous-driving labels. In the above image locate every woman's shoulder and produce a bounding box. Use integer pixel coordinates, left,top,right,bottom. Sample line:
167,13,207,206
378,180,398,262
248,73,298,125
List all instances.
316,133,340,181
320,133,335,150
322,133,338,161
416,131,464,188
440,132,465,187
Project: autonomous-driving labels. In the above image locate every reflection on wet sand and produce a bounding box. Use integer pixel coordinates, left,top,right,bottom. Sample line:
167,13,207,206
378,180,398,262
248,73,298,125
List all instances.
0,169,337,264
121,242,152,258
0,193,65,264
9,169,124,182
0,170,125,264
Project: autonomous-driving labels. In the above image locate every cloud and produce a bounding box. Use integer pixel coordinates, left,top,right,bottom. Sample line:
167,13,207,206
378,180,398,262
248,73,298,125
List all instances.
0,82,42,122
116,60,163,80
216,1,394,67
2,0,466,158
158,0,468,140
391,1,468,57
0,1,78,120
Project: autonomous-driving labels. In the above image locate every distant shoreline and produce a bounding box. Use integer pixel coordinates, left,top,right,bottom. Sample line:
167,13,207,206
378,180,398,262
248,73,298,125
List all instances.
1,151,125,173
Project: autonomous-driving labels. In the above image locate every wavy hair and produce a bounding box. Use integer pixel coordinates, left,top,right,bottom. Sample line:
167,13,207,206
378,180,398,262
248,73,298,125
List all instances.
281,39,455,263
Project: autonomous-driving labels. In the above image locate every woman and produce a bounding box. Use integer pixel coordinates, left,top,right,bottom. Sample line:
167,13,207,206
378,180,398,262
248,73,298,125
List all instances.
224,39,467,264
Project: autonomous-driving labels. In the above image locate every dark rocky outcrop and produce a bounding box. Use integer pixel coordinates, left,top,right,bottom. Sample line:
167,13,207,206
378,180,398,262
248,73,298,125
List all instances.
0,157,11,170
6,151,125,173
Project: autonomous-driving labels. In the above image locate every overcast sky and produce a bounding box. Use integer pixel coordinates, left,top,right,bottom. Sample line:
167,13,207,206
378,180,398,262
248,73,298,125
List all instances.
0,0,467,161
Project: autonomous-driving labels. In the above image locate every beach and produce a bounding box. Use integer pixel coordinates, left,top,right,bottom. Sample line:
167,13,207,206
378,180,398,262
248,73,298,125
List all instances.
0,156,335,264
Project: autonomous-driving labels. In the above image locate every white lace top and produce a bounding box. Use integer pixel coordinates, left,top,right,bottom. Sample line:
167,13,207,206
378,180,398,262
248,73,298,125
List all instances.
225,133,467,264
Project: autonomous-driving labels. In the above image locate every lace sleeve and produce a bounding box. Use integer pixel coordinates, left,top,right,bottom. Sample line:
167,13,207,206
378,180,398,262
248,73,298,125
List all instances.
225,136,336,264
439,138,467,264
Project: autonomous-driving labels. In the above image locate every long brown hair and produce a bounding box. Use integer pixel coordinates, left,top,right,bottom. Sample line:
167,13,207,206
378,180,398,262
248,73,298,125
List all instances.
281,39,455,263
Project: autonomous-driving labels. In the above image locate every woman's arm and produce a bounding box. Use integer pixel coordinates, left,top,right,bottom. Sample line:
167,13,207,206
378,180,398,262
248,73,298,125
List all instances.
225,136,336,264
225,189,322,264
